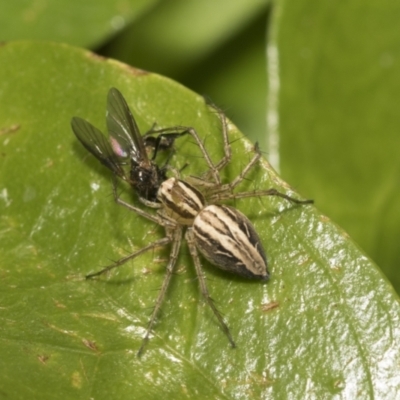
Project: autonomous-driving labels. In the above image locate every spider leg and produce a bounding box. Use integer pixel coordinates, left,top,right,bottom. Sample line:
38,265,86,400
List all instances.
150,124,224,186
227,142,261,190
212,188,314,205
137,226,184,357
85,178,173,278
206,103,231,173
142,124,221,184
184,104,231,185
186,112,262,196
86,236,172,278
206,142,313,205
185,228,236,348
144,128,190,160
111,176,162,223
143,105,232,186
214,142,262,195
184,126,222,185
188,142,261,197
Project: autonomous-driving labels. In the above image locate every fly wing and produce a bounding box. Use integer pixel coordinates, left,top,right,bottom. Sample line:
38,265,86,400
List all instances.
71,116,126,179
106,87,149,165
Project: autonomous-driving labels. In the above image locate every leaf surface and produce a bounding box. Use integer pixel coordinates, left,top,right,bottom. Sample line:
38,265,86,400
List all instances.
0,41,399,399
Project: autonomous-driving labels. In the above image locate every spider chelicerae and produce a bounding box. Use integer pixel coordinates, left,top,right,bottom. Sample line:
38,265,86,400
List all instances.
82,98,313,356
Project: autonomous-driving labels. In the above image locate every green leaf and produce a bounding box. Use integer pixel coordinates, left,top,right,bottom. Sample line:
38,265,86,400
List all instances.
0,41,399,399
271,0,400,291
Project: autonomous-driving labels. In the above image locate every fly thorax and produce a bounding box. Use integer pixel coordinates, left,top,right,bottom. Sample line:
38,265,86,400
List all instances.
129,161,161,201
157,177,205,225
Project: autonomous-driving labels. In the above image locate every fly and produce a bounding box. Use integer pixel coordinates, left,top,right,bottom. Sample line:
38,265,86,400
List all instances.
71,87,185,202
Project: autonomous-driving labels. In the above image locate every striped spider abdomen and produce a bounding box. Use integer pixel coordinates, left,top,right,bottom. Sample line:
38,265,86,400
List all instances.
193,205,268,280
158,177,268,280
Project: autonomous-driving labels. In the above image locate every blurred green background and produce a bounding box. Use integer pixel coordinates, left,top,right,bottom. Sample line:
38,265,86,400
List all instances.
2,0,398,292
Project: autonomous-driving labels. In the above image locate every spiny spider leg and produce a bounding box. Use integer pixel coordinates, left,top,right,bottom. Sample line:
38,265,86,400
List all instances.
137,226,183,357
111,176,163,219
205,142,262,196
144,104,231,186
224,142,261,191
150,124,223,185
85,178,166,279
144,126,189,148
86,236,172,279
145,129,190,161
205,142,313,205
86,177,186,356
185,228,236,348
211,188,314,205
184,107,310,207
204,103,231,174
180,104,232,185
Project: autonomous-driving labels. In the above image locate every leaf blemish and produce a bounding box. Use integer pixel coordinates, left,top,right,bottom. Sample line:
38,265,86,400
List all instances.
261,301,279,312
0,124,20,136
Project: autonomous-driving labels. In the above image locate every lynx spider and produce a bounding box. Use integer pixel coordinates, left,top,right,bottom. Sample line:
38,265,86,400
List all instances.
87,105,313,356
